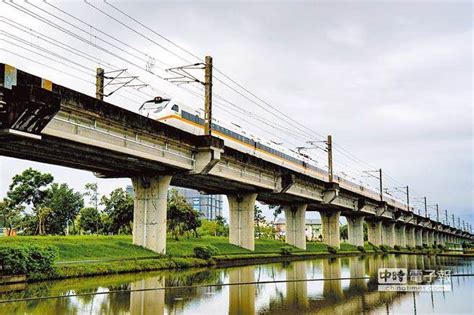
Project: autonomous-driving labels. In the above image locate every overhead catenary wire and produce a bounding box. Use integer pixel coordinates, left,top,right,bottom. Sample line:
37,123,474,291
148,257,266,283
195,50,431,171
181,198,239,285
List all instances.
1,1,464,222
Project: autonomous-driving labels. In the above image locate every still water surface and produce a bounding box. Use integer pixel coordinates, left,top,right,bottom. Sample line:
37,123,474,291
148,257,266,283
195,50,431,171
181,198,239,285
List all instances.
0,254,472,314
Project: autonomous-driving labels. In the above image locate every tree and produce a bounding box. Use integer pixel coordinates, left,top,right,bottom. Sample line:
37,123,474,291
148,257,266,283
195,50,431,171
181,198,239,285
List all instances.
254,205,266,238
79,207,102,234
6,168,54,235
0,198,22,232
84,183,99,211
215,215,229,236
43,183,84,235
167,189,201,240
340,224,348,241
101,188,133,234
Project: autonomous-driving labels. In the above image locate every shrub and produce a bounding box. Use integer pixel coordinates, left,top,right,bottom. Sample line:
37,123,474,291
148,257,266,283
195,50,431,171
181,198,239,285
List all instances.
380,245,389,252
422,243,429,249
406,245,412,250
416,245,423,250
205,245,220,256
357,246,366,253
394,245,401,251
327,246,337,254
193,246,213,259
437,244,444,250
0,245,57,277
280,247,293,256
193,245,220,260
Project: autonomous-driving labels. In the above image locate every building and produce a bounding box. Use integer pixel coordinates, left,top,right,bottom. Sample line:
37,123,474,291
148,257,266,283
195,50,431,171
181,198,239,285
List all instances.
174,187,223,220
275,218,322,241
125,185,223,220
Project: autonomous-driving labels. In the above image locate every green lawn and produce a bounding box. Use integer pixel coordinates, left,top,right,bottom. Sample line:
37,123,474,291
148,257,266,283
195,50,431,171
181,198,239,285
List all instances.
0,235,361,263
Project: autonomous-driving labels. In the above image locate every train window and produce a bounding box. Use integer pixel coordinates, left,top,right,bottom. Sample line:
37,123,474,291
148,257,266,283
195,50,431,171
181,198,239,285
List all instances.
171,104,179,112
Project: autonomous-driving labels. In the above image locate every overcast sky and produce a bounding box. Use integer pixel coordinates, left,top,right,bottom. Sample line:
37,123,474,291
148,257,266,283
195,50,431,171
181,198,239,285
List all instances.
0,1,472,225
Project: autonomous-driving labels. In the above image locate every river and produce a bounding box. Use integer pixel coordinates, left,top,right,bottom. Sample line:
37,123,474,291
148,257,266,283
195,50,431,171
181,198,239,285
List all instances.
0,254,472,314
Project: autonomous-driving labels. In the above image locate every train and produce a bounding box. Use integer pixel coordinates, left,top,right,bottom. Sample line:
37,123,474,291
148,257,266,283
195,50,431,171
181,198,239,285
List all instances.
139,98,409,210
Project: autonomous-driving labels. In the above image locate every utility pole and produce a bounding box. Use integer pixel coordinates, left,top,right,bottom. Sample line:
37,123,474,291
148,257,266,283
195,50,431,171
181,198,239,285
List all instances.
203,56,213,136
379,168,383,202
445,210,448,225
436,204,439,223
327,135,333,182
423,197,427,218
96,67,104,101
452,214,455,227
406,186,410,211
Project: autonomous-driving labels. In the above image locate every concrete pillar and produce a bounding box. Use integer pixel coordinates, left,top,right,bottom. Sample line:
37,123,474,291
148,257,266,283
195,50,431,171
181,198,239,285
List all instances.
284,204,307,250
320,210,341,249
396,224,406,247
132,175,172,254
229,266,255,315
428,231,435,246
406,226,416,247
347,216,364,247
415,228,423,246
422,229,429,245
323,258,343,301
367,220,383,246
383,223,395,247
286,261,308,308
228,193,258,251
349,256,367,292
130,277,165,315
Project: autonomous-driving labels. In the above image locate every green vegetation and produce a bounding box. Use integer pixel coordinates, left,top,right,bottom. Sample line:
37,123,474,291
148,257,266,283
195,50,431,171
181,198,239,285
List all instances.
0,235,449,281
0,245,57,279
193,245,220,259
280,246,293,256
327,245,338,254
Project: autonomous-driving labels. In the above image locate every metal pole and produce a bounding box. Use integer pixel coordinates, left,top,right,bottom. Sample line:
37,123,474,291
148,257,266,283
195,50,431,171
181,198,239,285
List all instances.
406,186,410,211
452,214,455,227
96,68,104,101
424,197,427,218
436,204,439,225
204,56,213,136
445,210,448,225
379,168,383,202
327,135,333,182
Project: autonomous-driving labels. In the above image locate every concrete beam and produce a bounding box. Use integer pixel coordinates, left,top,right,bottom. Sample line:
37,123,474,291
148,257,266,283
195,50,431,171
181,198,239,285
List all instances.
320,210,341,249
131,175,172,254
228,193,258,251
322,187,339,204
284,204,308,250
347,216,364,247
193,145,223,175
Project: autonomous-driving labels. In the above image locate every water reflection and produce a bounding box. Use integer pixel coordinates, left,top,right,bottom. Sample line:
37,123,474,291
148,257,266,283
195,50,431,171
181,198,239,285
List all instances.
0,255,472,314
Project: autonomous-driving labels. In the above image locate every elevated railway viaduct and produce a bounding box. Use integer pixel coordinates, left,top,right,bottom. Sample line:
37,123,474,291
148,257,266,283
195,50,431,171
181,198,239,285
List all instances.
0,63,471,253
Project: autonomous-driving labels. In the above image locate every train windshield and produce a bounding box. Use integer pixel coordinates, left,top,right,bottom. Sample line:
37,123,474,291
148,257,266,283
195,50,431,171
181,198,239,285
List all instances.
141,100,170,113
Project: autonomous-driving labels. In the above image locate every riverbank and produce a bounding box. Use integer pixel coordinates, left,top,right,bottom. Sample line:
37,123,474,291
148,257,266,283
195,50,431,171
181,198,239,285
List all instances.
0,235,471,282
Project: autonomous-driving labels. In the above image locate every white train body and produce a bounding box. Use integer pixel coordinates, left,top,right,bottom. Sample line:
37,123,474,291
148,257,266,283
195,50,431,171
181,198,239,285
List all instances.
139,100,409,210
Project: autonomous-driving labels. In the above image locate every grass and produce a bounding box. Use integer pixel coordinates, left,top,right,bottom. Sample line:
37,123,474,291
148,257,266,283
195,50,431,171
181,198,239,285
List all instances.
0,235,157,262
0,235,398,281
0,235,363,262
